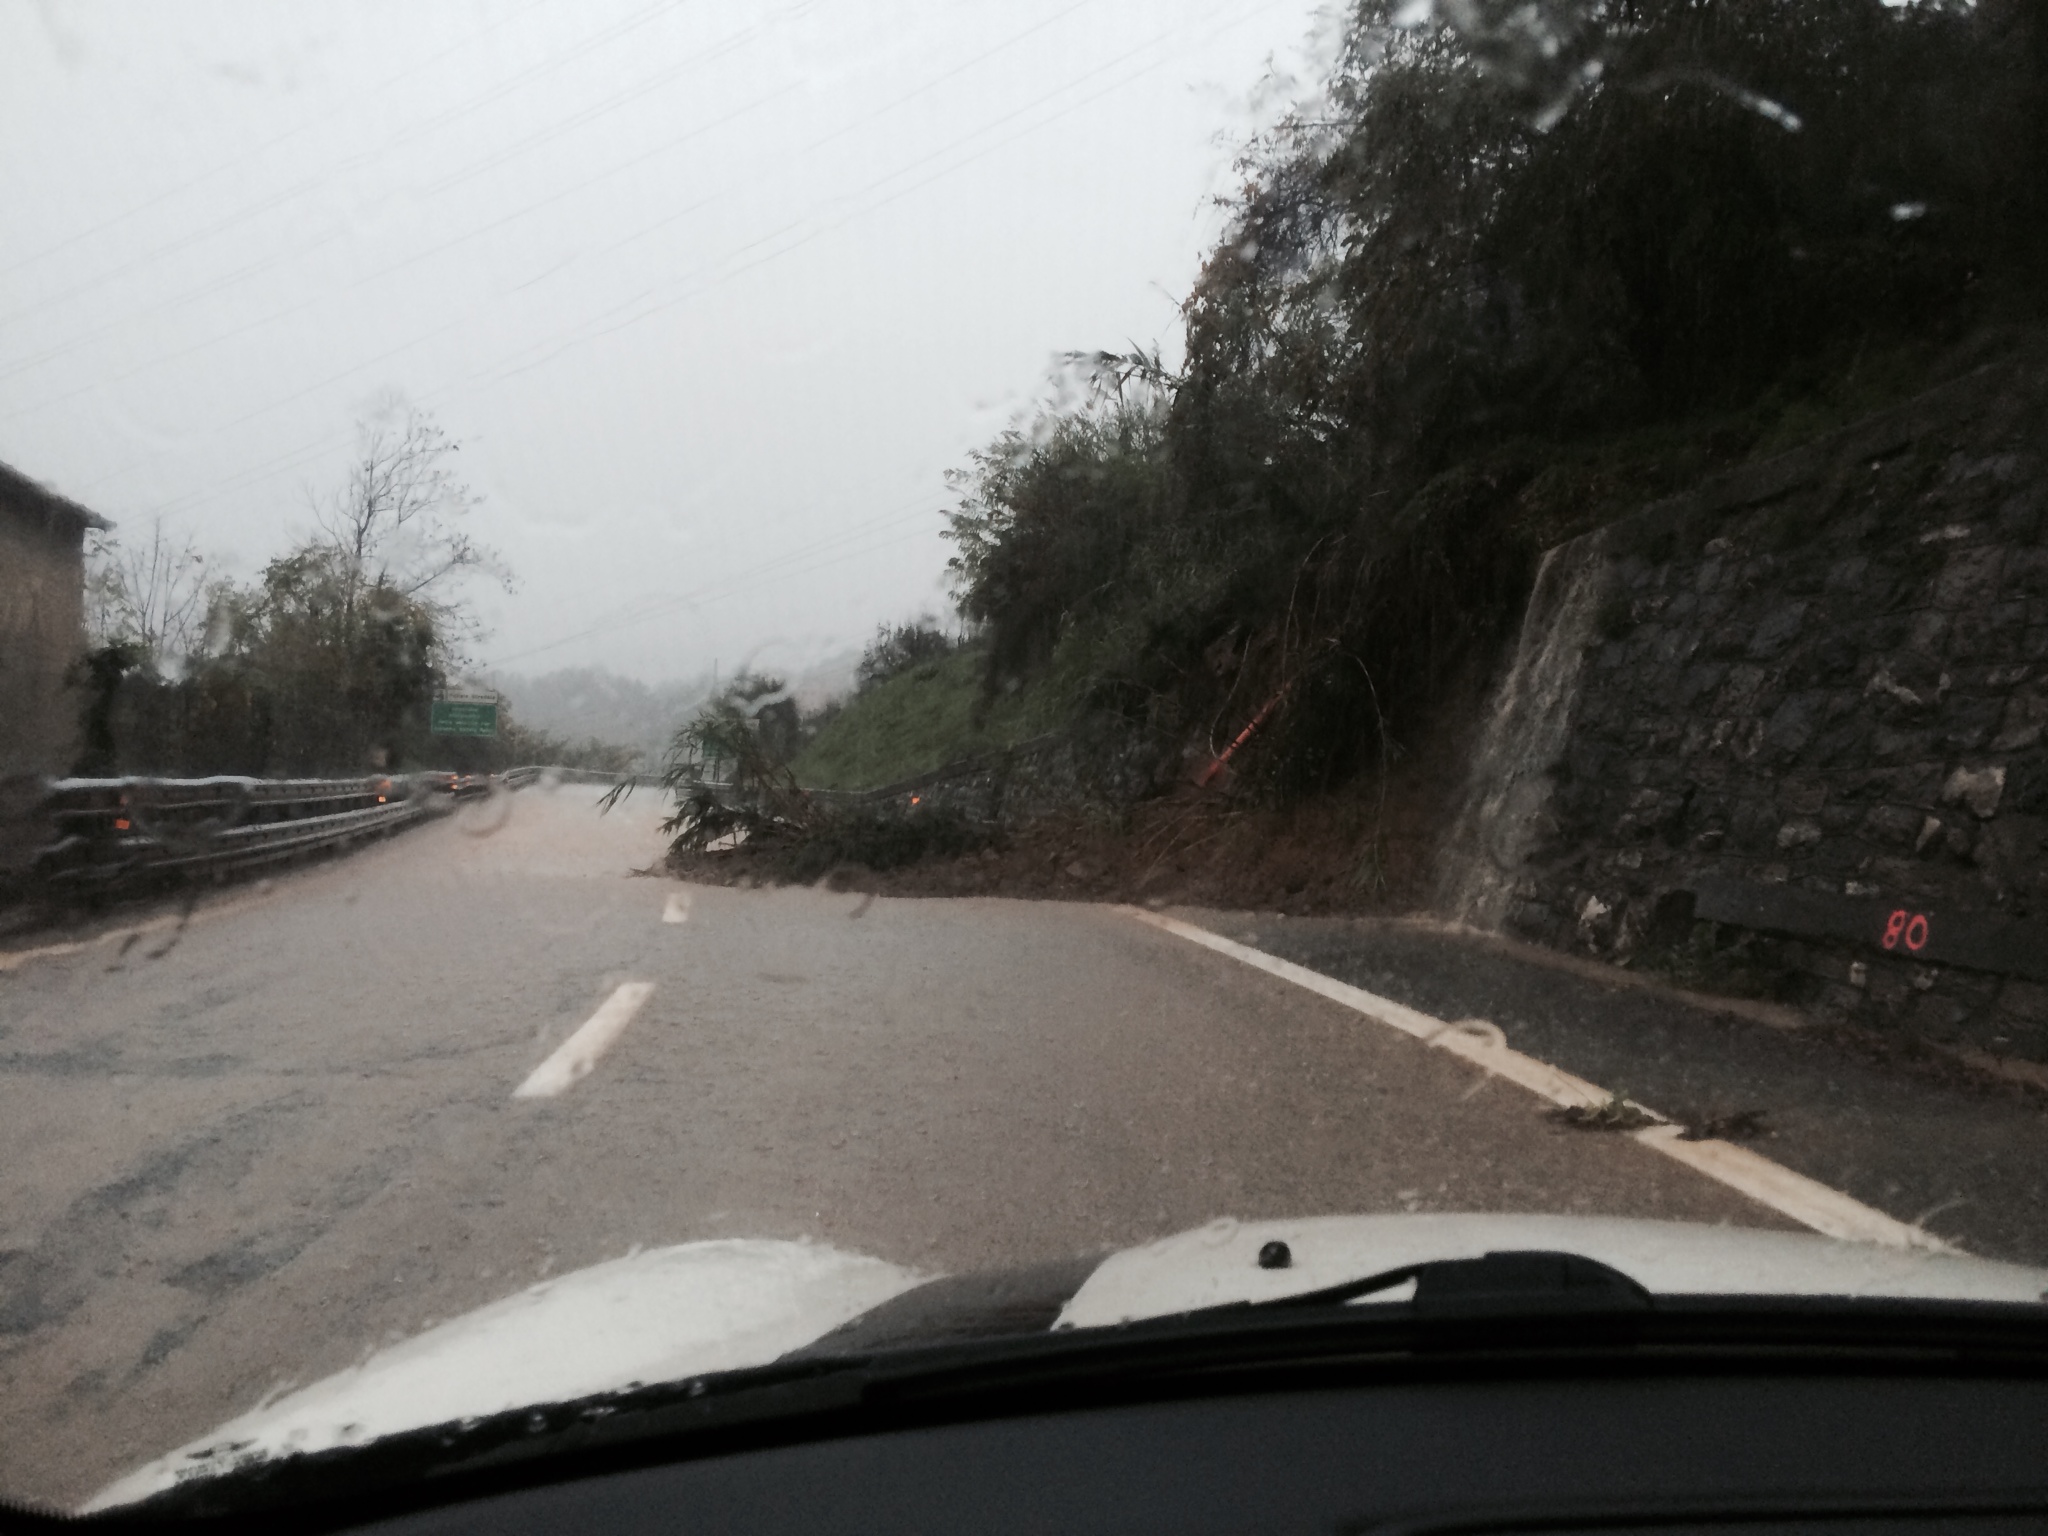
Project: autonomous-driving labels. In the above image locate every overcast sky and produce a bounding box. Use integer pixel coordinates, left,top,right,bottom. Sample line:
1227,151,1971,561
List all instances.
3,0,1332,684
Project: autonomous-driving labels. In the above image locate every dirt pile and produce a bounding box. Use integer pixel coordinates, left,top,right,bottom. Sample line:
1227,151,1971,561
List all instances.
668,693,1477,917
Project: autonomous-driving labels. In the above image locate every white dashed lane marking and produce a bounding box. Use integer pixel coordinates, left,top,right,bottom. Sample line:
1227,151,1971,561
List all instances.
1122,907,1956,1253
663,892,691,925
514,982,656,1099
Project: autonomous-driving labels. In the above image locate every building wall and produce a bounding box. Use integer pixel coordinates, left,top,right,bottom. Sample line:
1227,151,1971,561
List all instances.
1442,349,2048,1063
0,495,89,779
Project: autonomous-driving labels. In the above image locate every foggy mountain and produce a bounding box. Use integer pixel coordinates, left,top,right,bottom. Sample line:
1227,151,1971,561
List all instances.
489,651,860,763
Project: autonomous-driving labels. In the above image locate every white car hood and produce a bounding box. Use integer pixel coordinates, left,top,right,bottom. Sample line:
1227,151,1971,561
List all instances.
1056,1213,2048,1328
89,1215,2048,1512
87,1239,927,1512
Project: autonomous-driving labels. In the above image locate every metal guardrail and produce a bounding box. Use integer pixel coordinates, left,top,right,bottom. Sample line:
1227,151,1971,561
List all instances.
28,774,437,889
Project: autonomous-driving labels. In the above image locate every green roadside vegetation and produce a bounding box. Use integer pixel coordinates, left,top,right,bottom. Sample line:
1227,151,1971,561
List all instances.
669,0,2048,858
915,0,2048,806
791,645,1077,791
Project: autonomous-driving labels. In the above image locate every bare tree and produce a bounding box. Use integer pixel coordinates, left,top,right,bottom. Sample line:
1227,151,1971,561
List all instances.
315,406,511,637
83,516,214,665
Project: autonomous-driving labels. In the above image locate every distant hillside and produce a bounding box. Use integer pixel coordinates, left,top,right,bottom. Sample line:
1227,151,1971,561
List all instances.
489,650,862,766
485,667,713,765
785,649,860,713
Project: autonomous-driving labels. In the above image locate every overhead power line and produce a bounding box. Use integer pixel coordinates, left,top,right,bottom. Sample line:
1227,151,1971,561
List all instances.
32,0,1269,532
0,0,559,283
0,0,699,332
475,0,1273,388
0,0,1056,399
488,501,950,666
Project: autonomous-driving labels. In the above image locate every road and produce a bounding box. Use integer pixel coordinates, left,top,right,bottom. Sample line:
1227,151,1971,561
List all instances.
0,784,1980,1509
1202,913,2048,1270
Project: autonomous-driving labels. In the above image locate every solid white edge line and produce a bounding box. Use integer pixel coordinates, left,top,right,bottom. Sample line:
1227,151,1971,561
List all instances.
1630,1126,1949,1249
514,982,656,1099
1119,907,1955,1254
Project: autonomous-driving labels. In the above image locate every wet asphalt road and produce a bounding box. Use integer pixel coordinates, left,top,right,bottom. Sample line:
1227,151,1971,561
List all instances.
0,787,1803,1508
1202,913,2048,1269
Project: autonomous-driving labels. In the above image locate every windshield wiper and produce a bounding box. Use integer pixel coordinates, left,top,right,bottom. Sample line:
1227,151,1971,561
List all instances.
81,1260,2048,1532
1248,1249,1653,1318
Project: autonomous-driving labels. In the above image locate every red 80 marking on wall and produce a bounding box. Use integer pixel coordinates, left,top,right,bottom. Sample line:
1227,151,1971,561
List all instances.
1881,909,1932,953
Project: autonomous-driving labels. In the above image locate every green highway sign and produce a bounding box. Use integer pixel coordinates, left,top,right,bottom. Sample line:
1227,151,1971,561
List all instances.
430,698,498,737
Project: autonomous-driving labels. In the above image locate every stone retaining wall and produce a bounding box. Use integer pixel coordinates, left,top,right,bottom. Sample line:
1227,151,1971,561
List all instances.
1443,348,2048,1062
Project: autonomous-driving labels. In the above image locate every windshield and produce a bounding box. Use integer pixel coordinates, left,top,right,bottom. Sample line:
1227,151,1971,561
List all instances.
5,0,2048,1514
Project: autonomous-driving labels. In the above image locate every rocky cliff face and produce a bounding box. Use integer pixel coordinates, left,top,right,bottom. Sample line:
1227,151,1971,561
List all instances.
1443,346,2048,1063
